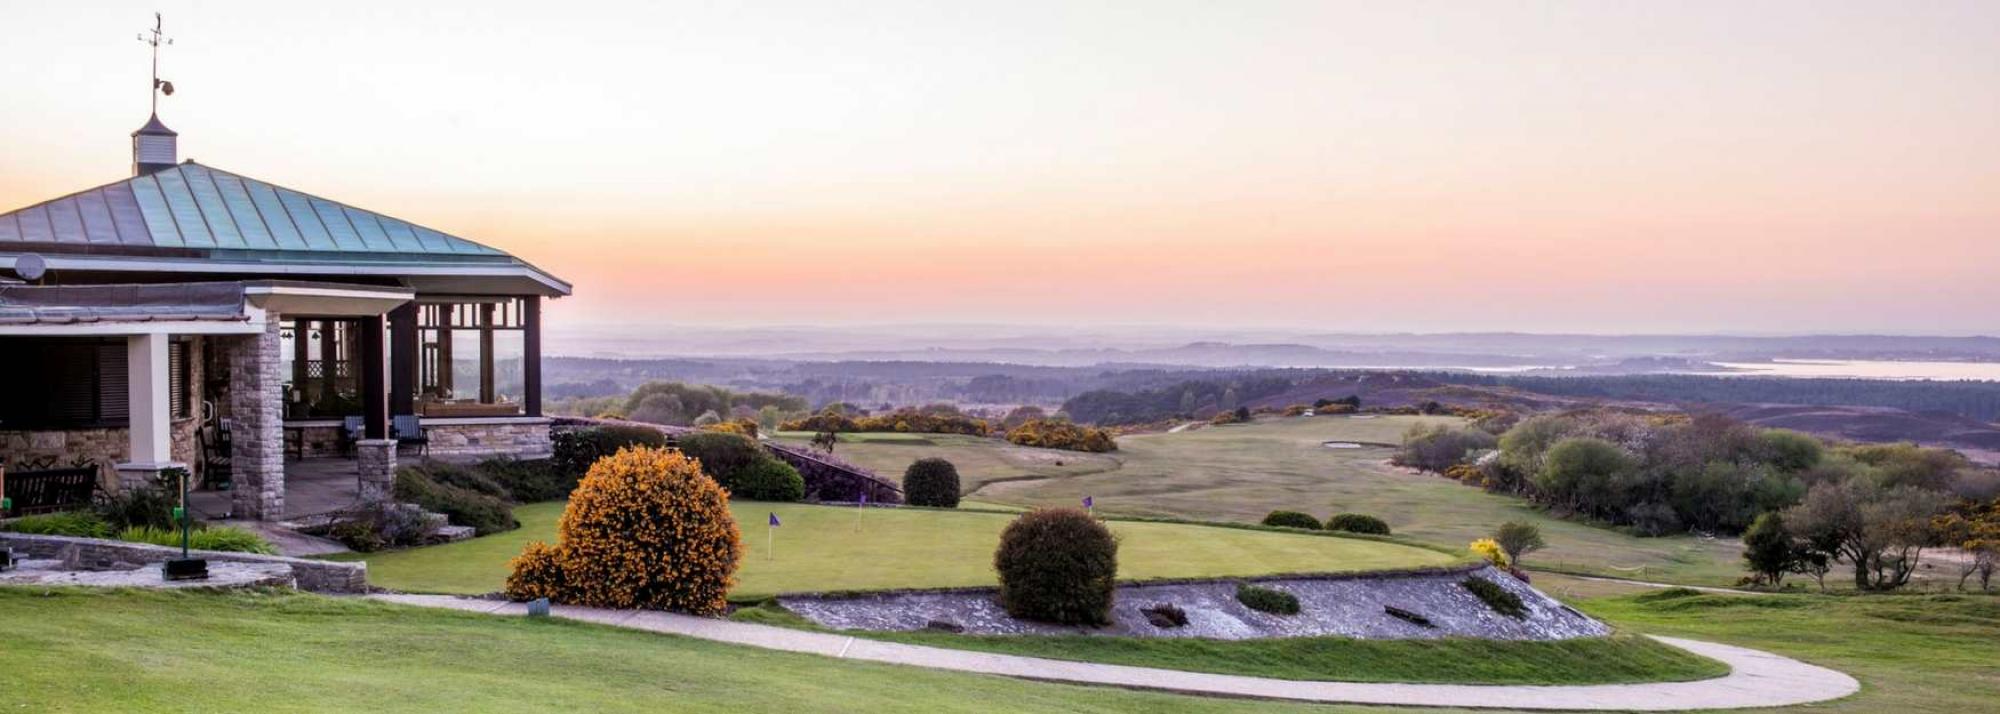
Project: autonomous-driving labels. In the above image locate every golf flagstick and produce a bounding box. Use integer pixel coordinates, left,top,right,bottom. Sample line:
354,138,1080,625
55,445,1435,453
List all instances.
767,512,780,561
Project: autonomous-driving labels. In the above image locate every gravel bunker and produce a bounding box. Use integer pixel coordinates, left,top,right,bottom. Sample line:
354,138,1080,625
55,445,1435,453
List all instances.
778,565,1608,640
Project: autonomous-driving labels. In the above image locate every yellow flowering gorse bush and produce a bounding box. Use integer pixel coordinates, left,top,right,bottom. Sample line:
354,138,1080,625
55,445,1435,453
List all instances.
505,446,743,615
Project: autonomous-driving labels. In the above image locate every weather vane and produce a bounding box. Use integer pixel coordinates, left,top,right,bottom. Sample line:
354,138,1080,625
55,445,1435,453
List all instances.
138,12,174,114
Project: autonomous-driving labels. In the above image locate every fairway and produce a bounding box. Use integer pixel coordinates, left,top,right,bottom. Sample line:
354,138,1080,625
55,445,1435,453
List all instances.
350,501,1456,599
774,416,1748,585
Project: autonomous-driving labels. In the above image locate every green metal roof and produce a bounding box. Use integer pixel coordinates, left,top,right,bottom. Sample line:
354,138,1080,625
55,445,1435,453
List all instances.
0,161,510,256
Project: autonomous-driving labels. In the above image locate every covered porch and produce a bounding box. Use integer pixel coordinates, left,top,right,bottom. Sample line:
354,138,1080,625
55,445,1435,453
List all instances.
0,281,421,520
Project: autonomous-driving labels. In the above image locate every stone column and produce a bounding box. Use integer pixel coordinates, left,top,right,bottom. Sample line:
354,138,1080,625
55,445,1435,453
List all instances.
355,439,397,502
230,313,287,521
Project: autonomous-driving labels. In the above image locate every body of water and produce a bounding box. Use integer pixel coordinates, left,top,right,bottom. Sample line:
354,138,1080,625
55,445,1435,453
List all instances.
1709,359,2000,381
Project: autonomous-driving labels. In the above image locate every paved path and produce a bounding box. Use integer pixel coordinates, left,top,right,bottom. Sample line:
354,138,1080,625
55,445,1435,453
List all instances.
370,594,1858,711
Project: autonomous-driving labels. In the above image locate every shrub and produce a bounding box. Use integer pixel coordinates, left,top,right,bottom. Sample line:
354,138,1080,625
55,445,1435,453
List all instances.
1235,583,1301,615
504,541,568,602
0,511,110,538
394,468,519,535
1005,419,1118,453
994,508,1118,625
903,458,963,508
552,424,670,478
731,459,806,502
1326,513,1391,535
675,432,768,483
326,502,440,553
1140,602,1189,628
701,419,759,438
1461,576,1528,618
116,526,277,555
1209,408,1251,426
1394,423,1498,472
504,446,742,614
478,458,575,503
1470,537,1511,567
1260,510,1322,530
401,460,509,500
95,484,179,531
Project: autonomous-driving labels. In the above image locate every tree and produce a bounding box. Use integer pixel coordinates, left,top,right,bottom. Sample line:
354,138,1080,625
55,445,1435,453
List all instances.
1933,499,2000,592
1219,387,1240,412
1785,481,1950,591
1178,390,1197,416
1537,437,1635,516
1741,512,1796,587
1493,521,1547,568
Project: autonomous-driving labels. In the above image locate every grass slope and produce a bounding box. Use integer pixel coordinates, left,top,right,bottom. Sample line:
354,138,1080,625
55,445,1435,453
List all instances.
1575,587,2000,714
0,588,1353,714
777,416,1746,585
732,604,1727,685
347,501,1455,599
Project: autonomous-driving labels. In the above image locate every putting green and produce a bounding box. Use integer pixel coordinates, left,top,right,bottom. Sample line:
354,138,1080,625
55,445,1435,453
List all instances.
347,501,1458,599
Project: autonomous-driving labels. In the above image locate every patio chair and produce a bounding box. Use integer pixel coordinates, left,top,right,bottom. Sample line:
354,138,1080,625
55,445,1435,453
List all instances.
340,416,364,456
393,414,430,457
196,424,233,490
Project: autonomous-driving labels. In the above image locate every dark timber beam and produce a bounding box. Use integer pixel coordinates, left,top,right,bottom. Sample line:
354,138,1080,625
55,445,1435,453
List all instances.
478,303,496,403
388,303,418,417
524,296,542,416
359,315,388,440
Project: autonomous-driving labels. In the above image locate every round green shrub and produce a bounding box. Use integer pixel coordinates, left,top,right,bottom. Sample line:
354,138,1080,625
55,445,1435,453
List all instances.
1235,583,1301,615
675,432,767,482
731,459,806,502
1461,576,1528,619
994,508,1118,625
1326,513,1391,535
1260,510,1322,530
903,458,962,508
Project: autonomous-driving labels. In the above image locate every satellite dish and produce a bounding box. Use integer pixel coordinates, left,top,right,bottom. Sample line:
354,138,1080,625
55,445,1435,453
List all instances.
15,253,46,281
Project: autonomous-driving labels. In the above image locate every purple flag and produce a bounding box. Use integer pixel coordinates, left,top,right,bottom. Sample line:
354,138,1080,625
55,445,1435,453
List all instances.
1082,495,1093,509
768,512,781,527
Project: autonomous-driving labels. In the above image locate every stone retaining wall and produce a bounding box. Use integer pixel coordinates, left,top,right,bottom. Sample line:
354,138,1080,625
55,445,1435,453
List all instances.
0,532,367,594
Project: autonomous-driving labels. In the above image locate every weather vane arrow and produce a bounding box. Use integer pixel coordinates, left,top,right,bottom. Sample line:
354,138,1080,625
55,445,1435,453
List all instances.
138,11,175,113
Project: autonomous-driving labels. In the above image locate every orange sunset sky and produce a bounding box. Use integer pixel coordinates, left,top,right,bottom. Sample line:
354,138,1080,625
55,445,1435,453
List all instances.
2,1,1997,334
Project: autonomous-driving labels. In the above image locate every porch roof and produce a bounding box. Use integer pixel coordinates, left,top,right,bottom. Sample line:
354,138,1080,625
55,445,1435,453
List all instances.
0,280,414,335
0,162,569,297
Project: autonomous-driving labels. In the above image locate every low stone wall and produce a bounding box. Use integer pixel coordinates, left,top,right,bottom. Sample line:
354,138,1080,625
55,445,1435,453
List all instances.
0,420,197,491
0,532,367,594
426,418,553,459
284,418,552,460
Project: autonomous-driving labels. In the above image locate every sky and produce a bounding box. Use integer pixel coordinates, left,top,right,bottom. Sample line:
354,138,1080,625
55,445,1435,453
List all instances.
2,1,1997,335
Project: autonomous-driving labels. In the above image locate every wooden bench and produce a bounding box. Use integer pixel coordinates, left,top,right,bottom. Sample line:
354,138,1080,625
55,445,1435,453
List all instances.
2,466,99,517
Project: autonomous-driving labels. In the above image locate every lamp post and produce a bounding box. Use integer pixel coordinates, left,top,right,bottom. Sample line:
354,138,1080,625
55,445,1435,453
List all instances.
163,467,208,581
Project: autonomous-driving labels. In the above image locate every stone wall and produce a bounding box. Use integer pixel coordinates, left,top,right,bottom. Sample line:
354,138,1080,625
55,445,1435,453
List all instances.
425,418,554,459
0,532,367,593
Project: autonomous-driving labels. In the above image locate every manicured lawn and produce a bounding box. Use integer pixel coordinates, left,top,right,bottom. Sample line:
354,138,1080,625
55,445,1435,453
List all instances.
0,588,1361,714
1573,588,2000,714
776,416,1748,586
733,604,1727,685
346,501,1457,599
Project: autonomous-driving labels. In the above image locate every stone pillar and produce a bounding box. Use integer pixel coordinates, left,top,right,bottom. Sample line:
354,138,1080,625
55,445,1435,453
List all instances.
230,313,287,521
355,439,397,502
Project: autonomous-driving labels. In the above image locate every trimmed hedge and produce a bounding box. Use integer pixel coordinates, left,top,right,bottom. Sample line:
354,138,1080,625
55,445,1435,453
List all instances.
478,457,576,503
673,431,804,502
1326,513,1391,535
995,508,1118,625
1235,583,1301,615
552,424,670,478
1260,510,1322,530
393,468,519,535
903,458,963,508
1461,576,1528,619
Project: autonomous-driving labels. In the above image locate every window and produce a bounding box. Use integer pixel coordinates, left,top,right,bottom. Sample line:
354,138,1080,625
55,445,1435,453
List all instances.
414,299,526,417
169,340,191,420
0,339,127,429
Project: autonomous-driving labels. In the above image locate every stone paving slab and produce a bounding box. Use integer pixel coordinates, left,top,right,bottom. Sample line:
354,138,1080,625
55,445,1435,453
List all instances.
368,594,1859,711
3,559,295,589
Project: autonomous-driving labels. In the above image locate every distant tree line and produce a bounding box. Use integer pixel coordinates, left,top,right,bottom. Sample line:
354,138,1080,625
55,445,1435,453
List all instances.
1431,372,2000,423
1061,377,1296,425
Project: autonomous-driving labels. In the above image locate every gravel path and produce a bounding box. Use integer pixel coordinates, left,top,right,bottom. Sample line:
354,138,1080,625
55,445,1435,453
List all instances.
370,594,1860,711
778,566,1608,640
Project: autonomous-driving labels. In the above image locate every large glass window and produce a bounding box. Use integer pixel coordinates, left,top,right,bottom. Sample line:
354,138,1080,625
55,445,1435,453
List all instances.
415,299,526,417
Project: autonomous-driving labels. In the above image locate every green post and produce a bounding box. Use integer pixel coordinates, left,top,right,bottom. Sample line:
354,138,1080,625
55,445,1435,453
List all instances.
178,468,191,559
